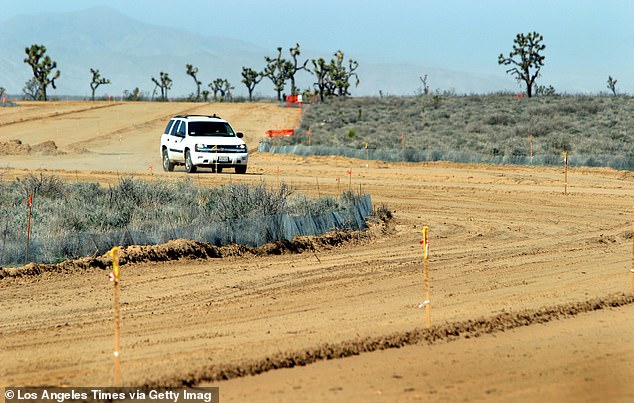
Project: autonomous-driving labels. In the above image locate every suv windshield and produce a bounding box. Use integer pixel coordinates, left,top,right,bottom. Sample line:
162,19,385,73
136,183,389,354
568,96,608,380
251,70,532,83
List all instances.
188,121,235,137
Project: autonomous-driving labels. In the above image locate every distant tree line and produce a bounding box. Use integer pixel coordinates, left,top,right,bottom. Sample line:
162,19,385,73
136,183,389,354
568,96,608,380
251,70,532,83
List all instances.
13,37,625,102
16,42,361,103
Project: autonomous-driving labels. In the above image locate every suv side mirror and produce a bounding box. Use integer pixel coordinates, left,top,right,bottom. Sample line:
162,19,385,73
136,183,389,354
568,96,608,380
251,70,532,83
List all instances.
236,132,244,138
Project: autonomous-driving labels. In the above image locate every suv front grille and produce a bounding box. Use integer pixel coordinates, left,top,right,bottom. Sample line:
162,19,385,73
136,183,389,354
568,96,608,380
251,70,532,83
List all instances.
195,144,247,153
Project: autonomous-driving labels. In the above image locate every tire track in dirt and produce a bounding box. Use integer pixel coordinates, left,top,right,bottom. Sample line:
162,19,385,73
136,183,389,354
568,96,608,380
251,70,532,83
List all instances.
65,104,209,153
143,293,634,387
0,102,123,127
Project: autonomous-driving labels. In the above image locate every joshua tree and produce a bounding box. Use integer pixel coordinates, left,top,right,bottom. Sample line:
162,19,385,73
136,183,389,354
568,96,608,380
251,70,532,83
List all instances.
222,79,234,101
209,79,222,101
311,57,332,102
151,72,172,101
286,43,310,95
123,87,143,101
310,51,359,101
498,32,546,98
186,64,202,101
329,50,360,96
535,84,556,96
419,74,430,95
263,47,292,101
23,44,60,101
209,79,233,101
241,67,263,102
89,68,111,101
607,75,618,96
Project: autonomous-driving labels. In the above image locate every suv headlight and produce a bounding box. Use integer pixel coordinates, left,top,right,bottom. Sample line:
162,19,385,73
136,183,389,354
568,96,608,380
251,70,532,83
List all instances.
238,144,247,152
195,144,205,151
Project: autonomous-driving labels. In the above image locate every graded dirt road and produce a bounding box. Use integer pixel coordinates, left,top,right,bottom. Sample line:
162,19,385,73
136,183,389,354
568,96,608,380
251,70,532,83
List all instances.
1,101,633,402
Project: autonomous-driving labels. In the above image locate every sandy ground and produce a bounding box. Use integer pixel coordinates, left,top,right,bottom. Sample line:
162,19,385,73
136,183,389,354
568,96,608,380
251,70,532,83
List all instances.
215,305,634,402
1,101,633,402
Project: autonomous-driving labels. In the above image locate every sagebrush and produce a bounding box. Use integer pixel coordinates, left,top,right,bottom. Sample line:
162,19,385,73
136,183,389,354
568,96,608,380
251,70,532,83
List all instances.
0,174,370,265
267,94,634,169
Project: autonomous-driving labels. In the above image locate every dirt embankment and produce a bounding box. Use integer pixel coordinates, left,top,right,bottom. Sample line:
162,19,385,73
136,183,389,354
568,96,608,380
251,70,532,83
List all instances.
0,139,63,156
0,216,391,279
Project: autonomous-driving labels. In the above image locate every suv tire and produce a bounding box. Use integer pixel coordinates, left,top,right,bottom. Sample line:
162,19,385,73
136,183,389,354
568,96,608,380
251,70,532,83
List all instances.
184,150,197,173
235,165,247,174
162,149,175,172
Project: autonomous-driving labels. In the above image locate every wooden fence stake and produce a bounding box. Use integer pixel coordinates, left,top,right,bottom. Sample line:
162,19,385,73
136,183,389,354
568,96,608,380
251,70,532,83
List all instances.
109,246,122,386
419,226,431,328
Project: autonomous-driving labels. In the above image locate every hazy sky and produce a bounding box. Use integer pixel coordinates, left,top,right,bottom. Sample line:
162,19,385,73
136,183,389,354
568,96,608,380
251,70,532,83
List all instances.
3,0,634,92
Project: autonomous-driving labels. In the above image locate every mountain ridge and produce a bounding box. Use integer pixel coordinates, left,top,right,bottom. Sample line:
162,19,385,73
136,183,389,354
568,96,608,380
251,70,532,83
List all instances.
0,6,513,98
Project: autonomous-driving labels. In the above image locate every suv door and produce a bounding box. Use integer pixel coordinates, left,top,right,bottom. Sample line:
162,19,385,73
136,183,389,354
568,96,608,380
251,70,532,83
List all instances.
167,120,186,161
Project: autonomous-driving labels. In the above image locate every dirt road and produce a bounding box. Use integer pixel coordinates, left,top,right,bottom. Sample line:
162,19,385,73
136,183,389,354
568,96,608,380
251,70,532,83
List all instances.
1,102,633,402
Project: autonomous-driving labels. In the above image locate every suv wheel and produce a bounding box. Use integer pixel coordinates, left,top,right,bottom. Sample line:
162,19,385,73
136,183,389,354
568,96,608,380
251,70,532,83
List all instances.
184,150,197,173
162,149,175,172
235,165,247,174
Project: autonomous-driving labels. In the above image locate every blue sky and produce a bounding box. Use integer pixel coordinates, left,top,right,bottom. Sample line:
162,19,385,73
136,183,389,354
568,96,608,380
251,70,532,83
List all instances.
3,0,634,93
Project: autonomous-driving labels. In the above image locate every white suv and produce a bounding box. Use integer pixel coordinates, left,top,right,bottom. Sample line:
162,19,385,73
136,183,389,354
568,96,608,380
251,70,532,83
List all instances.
160,114,248,174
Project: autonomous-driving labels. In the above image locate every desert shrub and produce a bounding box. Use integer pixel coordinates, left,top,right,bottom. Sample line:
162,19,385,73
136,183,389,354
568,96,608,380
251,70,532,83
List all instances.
206,182,293,221
288,194,339,216
270,94,634,170
17,172,66,199
0,176,372,265
372,203,392,222
484,114,515,126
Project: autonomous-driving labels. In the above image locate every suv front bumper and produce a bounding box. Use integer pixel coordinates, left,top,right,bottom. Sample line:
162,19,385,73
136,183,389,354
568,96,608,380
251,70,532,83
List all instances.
192,151,248,168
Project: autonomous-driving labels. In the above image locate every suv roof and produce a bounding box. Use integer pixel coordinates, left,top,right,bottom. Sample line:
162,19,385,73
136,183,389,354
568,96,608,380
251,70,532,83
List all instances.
173,114,223,120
